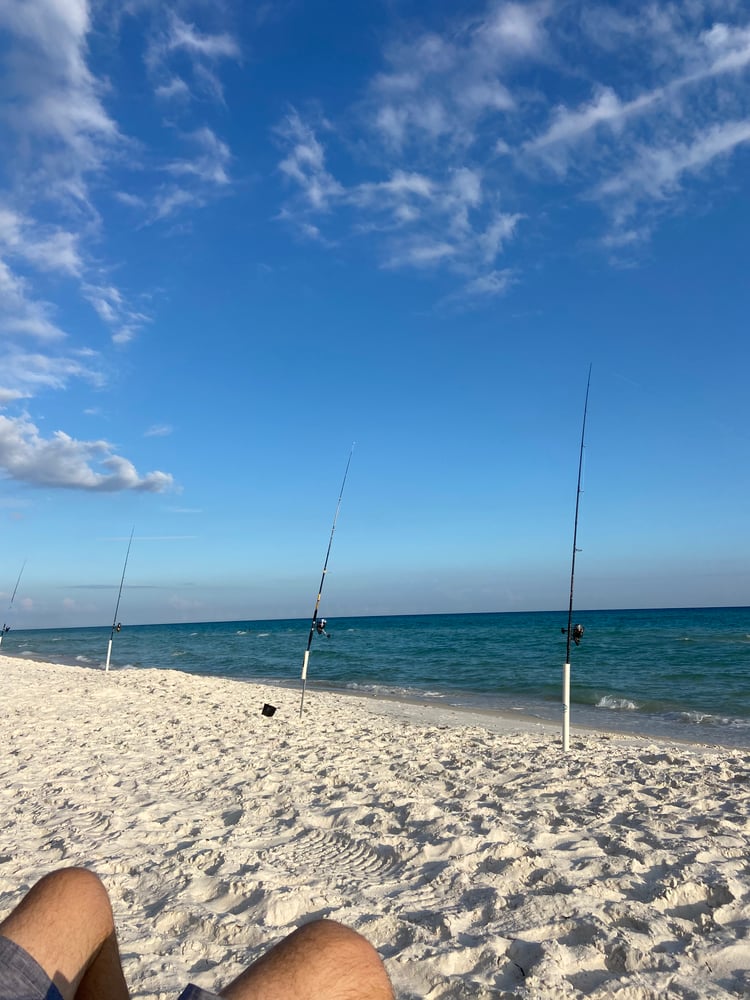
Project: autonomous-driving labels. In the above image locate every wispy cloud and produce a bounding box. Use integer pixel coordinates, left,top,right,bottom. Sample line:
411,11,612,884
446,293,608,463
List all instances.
273,0,750,278
0,389,29,406
366,1,548,151
525,88,663,156
0,0,146,361
463,268,517,298
81,284,151,345
0,1,244,491
0,208,83,276
166,14,240,60
0,0,120,275
152,127,233,219
276,110,343,211
2,348,104,394
597,118,750,212
146,11,241,106
276,111,523,295
519,6,750,240
0,261,67,341
165,128,232,185
270,3,544,297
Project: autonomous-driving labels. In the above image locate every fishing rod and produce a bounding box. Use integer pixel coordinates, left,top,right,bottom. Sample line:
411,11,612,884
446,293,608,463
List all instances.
0,560,27,647
562,365,592,752
299,444,355,717
105,527,134,672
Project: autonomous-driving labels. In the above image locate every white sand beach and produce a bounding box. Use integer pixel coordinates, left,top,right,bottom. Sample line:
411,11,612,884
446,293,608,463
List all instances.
0,654,748,999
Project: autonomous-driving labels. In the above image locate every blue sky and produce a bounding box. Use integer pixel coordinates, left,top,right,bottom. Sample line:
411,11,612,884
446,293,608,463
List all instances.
1,0,749,629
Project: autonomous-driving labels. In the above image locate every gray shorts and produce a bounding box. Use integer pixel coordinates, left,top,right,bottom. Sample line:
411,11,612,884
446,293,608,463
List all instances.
0,937,219,1000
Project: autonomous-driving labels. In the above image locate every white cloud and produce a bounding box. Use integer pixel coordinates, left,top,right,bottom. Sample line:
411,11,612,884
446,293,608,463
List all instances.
0,0,120,206
350,171,436,228
525,14,750,168
482,1,549,57
0,209,83,276
385,241,457,269
155,76,191,102
478,212,523,262
271,3,551,287
458,80,514,114
145,424,173,437
344,1,750,266
518,3,750,239
0,413,174,492
82,284,150,346
146,11,241,106
463,268,516,297
365,2,550,153
114,191,147,209
152,187,200,221
276,111,343,210
2,348,104,394
0,389,29,406
0,260,67,341
276,109,522,281
135,124,235,225
165,128,232,186
0,1,156,372
83,284,122,325
598,118,750,207
526,87,662,153
166,14,240,60
686,21,750,80
601,227,652,249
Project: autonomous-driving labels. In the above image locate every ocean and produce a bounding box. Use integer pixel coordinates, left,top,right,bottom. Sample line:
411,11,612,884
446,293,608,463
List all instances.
5,607,750,748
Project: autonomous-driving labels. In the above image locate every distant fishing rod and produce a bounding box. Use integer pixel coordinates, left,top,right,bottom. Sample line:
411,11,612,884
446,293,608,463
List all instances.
562,365,592,752
105,527,134,672
0,560,27,646
299,445,354,717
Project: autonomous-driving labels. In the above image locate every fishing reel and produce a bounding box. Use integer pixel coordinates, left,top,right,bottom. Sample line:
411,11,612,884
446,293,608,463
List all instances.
561,623,585,645
315,618,329,637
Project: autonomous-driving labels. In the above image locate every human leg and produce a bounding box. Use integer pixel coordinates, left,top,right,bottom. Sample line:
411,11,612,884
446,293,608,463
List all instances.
218,918,394,1000
0,867,129,1000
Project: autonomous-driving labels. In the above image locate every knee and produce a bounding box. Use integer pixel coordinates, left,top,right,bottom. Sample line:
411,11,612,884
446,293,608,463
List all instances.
296,918,372,949
35,868,114,928
40,867,107,895
293,920,392,992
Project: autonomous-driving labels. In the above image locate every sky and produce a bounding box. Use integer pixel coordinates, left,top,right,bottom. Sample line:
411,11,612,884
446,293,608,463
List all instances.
1,0,749,629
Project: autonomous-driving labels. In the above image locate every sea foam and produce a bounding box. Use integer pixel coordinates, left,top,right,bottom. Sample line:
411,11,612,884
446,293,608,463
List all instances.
596,695,639,711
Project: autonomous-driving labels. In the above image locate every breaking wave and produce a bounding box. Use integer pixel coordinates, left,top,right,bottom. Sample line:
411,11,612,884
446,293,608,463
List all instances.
596,695,640,711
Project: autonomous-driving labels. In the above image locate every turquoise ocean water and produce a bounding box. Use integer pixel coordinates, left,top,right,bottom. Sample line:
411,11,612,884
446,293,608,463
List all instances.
5,607,750,747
